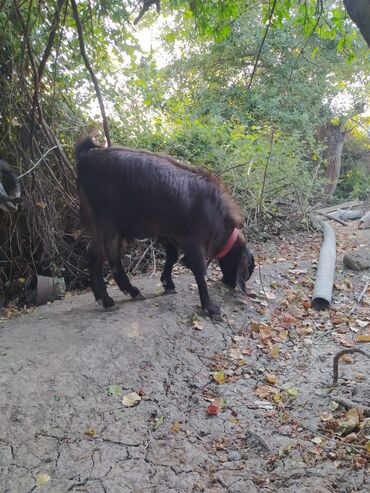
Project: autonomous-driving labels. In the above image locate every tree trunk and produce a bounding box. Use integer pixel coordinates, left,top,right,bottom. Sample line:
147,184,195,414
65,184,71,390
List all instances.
344,0,370,47
322,122,347,198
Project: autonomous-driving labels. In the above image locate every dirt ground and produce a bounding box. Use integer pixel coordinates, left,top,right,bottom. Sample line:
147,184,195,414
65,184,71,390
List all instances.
0,219,369,493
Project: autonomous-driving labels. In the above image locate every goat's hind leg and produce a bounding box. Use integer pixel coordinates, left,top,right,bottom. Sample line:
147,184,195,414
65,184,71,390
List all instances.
88,245,114,309
160,240,178,294
108,239,145,301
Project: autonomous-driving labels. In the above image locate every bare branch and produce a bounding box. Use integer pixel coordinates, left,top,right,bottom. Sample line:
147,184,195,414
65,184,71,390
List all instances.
70,0,111,146
247,0,277,90
134,0,160,25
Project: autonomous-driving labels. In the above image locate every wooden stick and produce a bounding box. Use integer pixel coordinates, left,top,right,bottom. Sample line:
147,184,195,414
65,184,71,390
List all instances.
333,348,370,386
350,280,370,314
332,396,370,417
317,211,347,226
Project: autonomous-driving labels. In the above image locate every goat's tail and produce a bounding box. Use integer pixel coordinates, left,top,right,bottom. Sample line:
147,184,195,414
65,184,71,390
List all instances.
74,136,102,164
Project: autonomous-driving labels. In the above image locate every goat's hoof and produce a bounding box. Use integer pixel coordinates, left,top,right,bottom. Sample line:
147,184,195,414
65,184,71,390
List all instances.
164,288,177,295
103,297,115,309
132,292,145,301
206,304,222,321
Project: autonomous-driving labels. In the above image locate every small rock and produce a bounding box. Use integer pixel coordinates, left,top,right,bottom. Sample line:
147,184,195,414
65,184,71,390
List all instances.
228,450,241,461
343,249,370,271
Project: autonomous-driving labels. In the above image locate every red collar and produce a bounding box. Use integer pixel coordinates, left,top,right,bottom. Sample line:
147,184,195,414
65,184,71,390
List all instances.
215,228,239,259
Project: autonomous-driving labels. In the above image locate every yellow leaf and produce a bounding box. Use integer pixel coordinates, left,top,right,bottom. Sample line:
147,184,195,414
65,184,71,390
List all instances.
365,440,370,453
355,335,370,343
265,374,278,385
170,422,181,433
278,330,289,340
268,345,280,359
84,428,96,437
35,473,51,486
337,408,360,435
347,408,360,423
273,392,282,402
212,371,225,384
287,387,298,398
122,392,141,407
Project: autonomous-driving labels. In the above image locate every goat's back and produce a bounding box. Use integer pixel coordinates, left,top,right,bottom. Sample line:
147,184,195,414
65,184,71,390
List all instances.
76,140,241,242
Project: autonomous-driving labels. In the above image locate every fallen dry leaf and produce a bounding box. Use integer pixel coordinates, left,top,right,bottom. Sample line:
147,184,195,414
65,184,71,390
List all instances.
340,354,353,364
337,408,360,436
354,373,365,381
84,428,96,437
311,436,323,445
268,344,280,359
255,385,272,398
35,473,51,486
353,454,366,470
107,384,122,397
212,371,225,384
320,412,334,422
287,387,298,398
335,334,355,348
355,334,370,343
265,374,278,385
122,392,141,407
192,320,203,330
170,421,181,433
341,432,357,443
207,403,220,415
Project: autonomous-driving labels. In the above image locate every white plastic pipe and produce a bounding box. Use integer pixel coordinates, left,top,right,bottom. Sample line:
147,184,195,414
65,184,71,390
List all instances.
339,209,363,220
312,221,336,310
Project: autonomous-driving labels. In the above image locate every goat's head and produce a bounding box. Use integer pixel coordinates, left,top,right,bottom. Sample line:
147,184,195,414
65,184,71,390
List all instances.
218,239,255,293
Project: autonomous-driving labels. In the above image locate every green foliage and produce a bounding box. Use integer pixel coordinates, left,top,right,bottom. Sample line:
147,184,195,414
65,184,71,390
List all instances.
335,131,370,201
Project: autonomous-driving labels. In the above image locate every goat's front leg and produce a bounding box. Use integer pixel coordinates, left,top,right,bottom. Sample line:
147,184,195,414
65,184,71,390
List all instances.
88,249,114,309
160,240,178,293
183,244,221,321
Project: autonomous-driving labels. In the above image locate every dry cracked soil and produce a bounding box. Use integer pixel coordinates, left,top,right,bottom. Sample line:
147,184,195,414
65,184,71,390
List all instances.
0,220,369,493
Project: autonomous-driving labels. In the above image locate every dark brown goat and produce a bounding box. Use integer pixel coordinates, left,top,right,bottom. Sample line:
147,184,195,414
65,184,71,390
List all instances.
75,138,254,319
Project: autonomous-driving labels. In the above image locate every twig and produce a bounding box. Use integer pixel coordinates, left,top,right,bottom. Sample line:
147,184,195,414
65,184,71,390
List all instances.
245,430,271,451
350,280,370,315
134,0,160,25
18,145,67,179
317,211,347,226
333,348,370,386
70,0,111,146
331,396,370,417
0,196,22,205
29,0,65,147
247,0,277,90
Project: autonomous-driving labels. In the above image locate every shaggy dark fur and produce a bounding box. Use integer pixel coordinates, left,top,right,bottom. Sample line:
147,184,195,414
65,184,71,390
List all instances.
75,138,254,319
